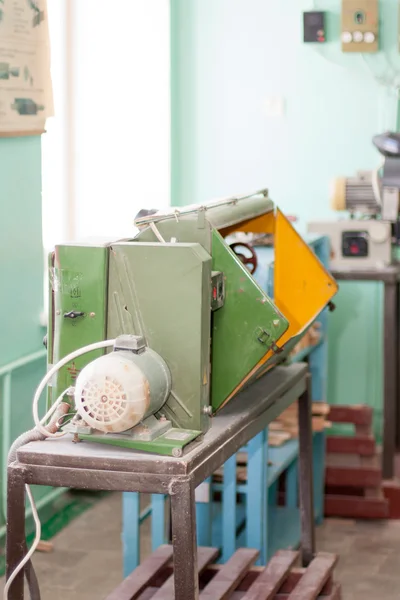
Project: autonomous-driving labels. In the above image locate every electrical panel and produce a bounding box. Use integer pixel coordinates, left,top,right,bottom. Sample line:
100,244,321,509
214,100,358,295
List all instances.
341,0,378,52
303,12,326,43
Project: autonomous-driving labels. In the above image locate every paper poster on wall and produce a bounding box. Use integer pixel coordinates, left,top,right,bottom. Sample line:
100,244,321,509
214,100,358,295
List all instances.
0,0,53,135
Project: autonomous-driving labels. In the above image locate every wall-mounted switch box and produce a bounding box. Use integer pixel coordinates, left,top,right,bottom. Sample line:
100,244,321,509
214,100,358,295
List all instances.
341,0,378,52
303,11,326,43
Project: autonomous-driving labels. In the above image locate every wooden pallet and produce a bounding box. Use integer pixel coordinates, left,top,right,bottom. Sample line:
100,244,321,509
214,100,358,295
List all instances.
325,405,389,519
267,402,330,447
106,546,341,600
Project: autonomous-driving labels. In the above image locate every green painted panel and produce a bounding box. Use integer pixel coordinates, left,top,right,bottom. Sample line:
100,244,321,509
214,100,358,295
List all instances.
0,136,44,364
211,231,288,410
49,244,109,403
79,428,201,456
108,242,212,433
327,281,383,441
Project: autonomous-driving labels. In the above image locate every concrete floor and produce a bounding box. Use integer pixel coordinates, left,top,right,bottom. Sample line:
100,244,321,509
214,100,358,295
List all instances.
1,493,400,599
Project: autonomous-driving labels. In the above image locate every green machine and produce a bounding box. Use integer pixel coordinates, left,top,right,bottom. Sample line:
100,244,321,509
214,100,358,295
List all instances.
46,190,337,456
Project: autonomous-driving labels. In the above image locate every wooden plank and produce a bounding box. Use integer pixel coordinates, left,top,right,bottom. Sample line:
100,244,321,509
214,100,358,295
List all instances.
137,590,159,600
325,466,381,488
383,480,400,518
269,432,292,447
105,545,173,600
364,487,384,499
200,549,259,599
277,570,333,594
354,424,372,436
323,582,342,600
270,417,329,436
275,582,341,600
326,435,375,456
36,540,54,553
325,494,389,519
328,405,372,426
152,547,219,600
287,553,337,600
242,550,299,600
311,403,330,417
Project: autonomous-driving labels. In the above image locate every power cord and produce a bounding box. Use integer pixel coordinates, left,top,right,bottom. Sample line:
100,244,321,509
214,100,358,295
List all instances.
4,338,116,600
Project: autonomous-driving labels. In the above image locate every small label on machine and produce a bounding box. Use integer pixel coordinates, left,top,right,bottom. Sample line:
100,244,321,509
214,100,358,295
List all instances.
164,431,191,441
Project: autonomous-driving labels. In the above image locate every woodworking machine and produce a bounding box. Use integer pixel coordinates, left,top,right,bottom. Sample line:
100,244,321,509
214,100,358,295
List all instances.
46,189,337,456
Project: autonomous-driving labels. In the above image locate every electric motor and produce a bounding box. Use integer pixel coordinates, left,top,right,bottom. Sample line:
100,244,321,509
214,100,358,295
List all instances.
74,335,171,433
331,173,379,214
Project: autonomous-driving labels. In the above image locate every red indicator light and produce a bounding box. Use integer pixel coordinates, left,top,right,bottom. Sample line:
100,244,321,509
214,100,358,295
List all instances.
213,287,217,300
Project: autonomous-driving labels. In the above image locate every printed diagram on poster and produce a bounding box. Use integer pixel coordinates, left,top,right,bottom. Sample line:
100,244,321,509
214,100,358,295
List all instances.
0,0,53,135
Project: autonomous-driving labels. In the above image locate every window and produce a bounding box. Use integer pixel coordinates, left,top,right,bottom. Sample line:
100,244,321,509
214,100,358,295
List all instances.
41,0,171,317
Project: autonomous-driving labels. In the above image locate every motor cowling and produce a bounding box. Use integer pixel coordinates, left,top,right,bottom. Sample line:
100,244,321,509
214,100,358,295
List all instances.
74,335,171,433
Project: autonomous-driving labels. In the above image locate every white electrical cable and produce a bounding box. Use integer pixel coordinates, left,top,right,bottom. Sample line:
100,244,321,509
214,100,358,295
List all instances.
32,338,115,437
149,221,166,243
4,338,116,600
3,485,41,600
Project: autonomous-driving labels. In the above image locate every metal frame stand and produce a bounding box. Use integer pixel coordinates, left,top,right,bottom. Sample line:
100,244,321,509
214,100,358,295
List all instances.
6,363,314,600
331,265,400,480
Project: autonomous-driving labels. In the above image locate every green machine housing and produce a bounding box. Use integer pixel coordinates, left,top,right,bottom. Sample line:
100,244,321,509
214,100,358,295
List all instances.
46,191,335,456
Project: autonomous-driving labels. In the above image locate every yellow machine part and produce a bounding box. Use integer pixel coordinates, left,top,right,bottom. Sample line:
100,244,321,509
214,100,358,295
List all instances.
223,208,338,402
219,211,275,237
273,209,338,341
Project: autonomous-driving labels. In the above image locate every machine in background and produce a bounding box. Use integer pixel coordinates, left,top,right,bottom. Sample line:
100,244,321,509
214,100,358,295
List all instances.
308,131,400,270
46,190,337,456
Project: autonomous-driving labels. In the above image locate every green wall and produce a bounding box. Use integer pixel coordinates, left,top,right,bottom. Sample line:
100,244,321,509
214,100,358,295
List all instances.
327,282,383,438
0,135,48,531
171,0,399,215
0,136,44,364
170,0,398,437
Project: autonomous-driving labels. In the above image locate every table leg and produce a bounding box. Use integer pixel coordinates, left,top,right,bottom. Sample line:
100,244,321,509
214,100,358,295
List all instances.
383,282,397,480
6,467,26,600
170,478,199,600
298,374,315,567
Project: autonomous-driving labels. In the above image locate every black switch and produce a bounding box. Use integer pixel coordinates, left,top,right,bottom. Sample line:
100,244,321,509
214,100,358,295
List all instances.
303,11,326,43
64,310,85,319
341,231,369,258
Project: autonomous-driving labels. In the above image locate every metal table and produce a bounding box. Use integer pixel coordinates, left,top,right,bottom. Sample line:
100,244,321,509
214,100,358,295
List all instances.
6,363,315,600
331,264,400,480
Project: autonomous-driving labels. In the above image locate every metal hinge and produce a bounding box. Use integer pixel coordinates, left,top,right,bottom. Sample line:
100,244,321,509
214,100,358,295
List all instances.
256,328,283,354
